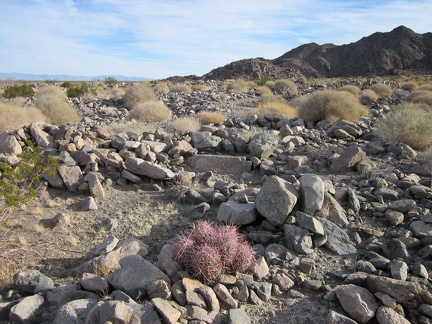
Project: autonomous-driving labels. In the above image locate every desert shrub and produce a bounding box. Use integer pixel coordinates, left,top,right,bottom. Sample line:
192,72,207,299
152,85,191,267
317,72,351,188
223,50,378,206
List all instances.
174,221,255,282
122,84,157,110
152,82,169,94
340,85,360,96
273,79,298,98
128,101,171,122
0,102,45,132
417,84,432,91
0,140,59,218
60,81,73,88
226,80,249,93
256,101,298,117
408,90,432,105
197,111,225,125
191,84,211,91
34,86,80,124
3,84,34,99
104,77,118,87
374,102,432,150
171,117,201,133
170,84,192,93
259,95,287,105
401,81,418,91
265,80,275,90
105,121,158,135
360,89,379,104
370,83,393,97
66,82,89,98
256,86,273,96
298,90,370,123
297,76,308,85
256,76,274,86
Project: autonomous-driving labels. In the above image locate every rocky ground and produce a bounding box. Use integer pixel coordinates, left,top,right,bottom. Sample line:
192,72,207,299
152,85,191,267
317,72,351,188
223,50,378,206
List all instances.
0,79,432,323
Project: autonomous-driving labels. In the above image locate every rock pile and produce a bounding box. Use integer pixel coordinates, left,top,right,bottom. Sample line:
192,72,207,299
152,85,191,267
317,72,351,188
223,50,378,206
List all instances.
0,84,431,323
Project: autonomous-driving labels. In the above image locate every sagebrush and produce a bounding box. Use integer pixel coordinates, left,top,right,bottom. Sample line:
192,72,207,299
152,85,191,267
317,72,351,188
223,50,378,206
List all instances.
174,221,255,282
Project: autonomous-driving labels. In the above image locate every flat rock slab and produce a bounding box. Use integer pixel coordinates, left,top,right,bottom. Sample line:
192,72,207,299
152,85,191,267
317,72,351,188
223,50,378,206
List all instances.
187,154,252,174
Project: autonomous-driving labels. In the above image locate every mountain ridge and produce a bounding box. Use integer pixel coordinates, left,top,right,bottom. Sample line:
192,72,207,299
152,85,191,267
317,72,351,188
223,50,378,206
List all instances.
0,72,153,82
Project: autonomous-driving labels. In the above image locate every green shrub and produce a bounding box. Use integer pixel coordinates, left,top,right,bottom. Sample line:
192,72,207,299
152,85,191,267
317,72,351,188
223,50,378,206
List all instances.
3,84,34,99
128,101,172,122
370,83,393,97
122,84,157,110
34,86,80,124
256,76,274,86
374,102,432,150
170,84,192,93
0,102,46,133
60,81,73,88
0,141,59,218
340,85,360,96
298,90,370,123
273,79,298,98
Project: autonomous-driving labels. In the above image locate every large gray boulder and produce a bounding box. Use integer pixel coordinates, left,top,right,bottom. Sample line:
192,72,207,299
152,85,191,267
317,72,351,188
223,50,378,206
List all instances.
125,157,174,180
53,298,98,324
336,284,379,323
217,201,258,225
298,173,324,214
256,176,298,226
107,255,170,300
248,133,278,158
284,224,314,254
317,218,357,256
191,131,222,150
0,133,22,155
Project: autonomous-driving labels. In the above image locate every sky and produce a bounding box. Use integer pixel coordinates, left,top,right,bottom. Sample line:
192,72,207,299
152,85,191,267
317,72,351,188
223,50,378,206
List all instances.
1,0,431,79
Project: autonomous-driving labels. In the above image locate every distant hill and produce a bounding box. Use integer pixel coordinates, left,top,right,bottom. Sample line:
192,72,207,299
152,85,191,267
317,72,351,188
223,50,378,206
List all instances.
203,26,432,80
0,72,153,82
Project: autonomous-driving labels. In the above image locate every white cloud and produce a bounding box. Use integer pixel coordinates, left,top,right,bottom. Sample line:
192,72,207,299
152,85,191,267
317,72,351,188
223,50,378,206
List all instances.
0,0,430,78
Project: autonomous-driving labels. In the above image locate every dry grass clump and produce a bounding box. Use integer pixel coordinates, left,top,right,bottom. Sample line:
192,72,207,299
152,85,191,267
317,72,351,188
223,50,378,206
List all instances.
170,84,192,93
408,90,432,105
256,101,298,117
0,102,46,132
153,82,170,94
417,84,432,91
265,80,275,90
191,84,211,91
256,86,273,96
374,102,432,150
340,85,360,96
401,81,418,91
128,101,172,122
171,117,201,133
273,79,298,97
197,111,225,125
105,121,158,135
360,89,379,104
122,84,157,110
226,79,249,93
174,221,255,282
34,86,80,125
298,90,370,123
369,83,393,97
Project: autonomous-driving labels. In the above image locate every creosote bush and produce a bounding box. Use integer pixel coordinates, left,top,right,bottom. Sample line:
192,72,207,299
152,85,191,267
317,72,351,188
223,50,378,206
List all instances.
170,117,201,133
374,102,432,150
340,85,360,96
298,90,370,123
360,89,379,104
2,84,34,99
34,86,80,125
122,84,157,110
174,221,255,282
128,101,172,122
0,101,45,133
169,84,192,93
273,79,298,98
369,83,392,97
196,111,225,125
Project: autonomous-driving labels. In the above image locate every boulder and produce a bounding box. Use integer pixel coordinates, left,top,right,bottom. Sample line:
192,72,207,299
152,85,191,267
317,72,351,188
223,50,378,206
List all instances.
125,157,175,180
217,201,258,225
187,154,252,174
336,284,379,323
298,173,324,214
0,133,22,155
317,218,357,256
329,146,369,173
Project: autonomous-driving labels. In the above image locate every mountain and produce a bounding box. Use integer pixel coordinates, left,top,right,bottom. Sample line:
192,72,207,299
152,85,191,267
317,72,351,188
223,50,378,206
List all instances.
0,72,153,82
203,26,432,80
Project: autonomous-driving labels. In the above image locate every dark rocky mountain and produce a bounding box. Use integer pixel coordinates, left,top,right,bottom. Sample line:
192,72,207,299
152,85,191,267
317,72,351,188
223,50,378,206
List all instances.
203,26,432,80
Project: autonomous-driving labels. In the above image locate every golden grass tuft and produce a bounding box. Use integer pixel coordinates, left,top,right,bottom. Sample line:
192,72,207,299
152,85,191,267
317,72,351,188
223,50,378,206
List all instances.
122,84,157,109
273,79,298,97
374,102,432,150
256,86,273,96
171,117,201,133
191,84,211,91
360,89,379,104
34,86,80,125
340,85,360,96
256,101,298,117
298,90,370,123
170,84,192,93
370,83,393,97
153,82,170,94
197,111,225,125
226,80,249,93
128,101,172,122
0,102,46,132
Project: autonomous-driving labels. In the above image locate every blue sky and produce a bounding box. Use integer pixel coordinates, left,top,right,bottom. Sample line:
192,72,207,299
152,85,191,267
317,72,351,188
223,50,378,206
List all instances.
1,0,431,79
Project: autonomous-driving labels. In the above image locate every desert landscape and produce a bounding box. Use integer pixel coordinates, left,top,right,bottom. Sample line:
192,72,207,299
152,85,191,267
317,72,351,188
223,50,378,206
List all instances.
1,26,432,324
